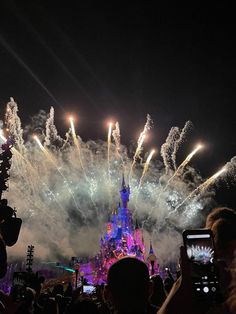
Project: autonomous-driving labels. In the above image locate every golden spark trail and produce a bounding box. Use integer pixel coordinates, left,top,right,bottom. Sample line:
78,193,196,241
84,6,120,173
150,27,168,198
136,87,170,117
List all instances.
0,132,7,142
105,121,114,209
112,121,125,173
164,144,203,191
2,132,36,176
0,133,63,208
33,135,45,151
69,117,87,179
138,149,156,190
0,131,30,164
129,114,152,183
134,149,156,212
197,167,226,194
34,135,59,167
112,122,121,154
34,135,64,175
69,116,76,137
69,117,99,213
174,167,226,212
107,122,113,177
34,135,82,213
129,134,146,184
0,132,19,160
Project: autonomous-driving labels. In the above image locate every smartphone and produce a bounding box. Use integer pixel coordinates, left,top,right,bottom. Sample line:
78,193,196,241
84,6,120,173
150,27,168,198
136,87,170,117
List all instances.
11,272,27,302
183,229,221,302
82,285,96,294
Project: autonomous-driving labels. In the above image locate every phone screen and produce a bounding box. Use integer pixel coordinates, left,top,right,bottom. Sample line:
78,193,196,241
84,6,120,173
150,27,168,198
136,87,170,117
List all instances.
11,272,27,302
183,230,220,302
186,232,214,264
82,285,96,294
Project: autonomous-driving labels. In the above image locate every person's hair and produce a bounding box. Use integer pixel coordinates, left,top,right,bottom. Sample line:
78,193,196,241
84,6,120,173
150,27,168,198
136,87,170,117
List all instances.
15,288,36,314
226,254,236,314
211,218,236,251
164,277,174,294
68,300,99,314
0,199,7,206
205,207,236,228
205,207,236,264
52,284,64,296
107,257,150,313
150,274,166,307
43,297,59,314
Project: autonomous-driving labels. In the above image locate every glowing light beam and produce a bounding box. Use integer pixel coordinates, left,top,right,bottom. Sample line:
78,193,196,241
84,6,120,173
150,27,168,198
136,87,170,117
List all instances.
174,166,227,212
164,144,203,190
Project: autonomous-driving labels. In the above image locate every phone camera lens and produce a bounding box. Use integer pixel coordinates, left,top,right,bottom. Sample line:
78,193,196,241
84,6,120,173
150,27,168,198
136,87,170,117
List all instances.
203,286,209,293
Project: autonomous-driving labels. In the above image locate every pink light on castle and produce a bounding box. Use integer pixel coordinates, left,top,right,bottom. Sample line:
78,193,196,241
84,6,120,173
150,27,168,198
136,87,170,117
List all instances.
74,176,158,284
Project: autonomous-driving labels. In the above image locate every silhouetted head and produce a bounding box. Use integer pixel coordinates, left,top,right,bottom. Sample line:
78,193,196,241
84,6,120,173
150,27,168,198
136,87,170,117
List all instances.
24,287,36,304
68,300,99,314
150,274,164,294
211,218,236,264
205,207,236,264
0,200,14,221
43,297,59,314
205,207,236,229
150,274,166,307
164,277,173,293
52,284,64,296
106,257,152,314
0,199,8,206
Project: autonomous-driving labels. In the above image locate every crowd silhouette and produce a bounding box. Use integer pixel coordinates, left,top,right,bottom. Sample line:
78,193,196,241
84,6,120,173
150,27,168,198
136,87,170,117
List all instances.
0,206,235,313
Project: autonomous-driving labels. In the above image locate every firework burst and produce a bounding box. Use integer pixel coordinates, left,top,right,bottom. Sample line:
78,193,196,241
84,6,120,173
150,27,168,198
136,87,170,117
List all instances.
0,98,235,264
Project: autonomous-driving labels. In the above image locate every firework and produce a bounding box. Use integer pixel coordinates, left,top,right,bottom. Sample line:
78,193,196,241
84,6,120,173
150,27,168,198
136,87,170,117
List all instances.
68,116,87,180
33,133,82,215
164,144,203,190
129,134,146,184
107,122,113,176
0,98,234,263
174,167,227,212
33,135,45,151
69,116,76,138
187,245,214,264
128,114,152,184
138,149,156,190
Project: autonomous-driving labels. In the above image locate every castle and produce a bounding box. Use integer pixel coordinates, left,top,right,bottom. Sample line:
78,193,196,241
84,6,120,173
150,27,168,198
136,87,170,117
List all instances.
75,176,158,283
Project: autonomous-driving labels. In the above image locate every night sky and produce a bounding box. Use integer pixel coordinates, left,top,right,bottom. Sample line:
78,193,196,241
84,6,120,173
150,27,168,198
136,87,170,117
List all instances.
0,2,235,206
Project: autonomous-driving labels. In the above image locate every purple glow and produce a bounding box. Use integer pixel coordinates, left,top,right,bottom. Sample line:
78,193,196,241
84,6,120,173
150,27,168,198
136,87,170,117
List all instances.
72,178,158,284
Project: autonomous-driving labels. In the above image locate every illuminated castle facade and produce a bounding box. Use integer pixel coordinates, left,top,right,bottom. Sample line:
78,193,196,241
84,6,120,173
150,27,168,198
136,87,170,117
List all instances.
77,177,158,283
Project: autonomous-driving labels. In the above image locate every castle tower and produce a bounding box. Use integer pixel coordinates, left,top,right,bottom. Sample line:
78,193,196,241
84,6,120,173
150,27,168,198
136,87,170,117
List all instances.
119,174,130,209
147,240,158,275
134,220,141,244
134,220,145,255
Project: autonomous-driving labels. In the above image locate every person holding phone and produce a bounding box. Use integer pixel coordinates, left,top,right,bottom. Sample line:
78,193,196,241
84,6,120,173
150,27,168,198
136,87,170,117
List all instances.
157,245,229,314
157,206,236,314
182,229,221,302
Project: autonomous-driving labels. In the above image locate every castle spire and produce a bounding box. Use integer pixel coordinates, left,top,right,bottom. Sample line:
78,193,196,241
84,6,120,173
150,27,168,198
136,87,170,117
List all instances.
147,240,158,275
120,174,130,209
121,173,126,189
149,240,154,254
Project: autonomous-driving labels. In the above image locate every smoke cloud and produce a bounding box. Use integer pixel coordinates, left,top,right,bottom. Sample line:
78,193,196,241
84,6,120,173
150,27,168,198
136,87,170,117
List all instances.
1,98,234,266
